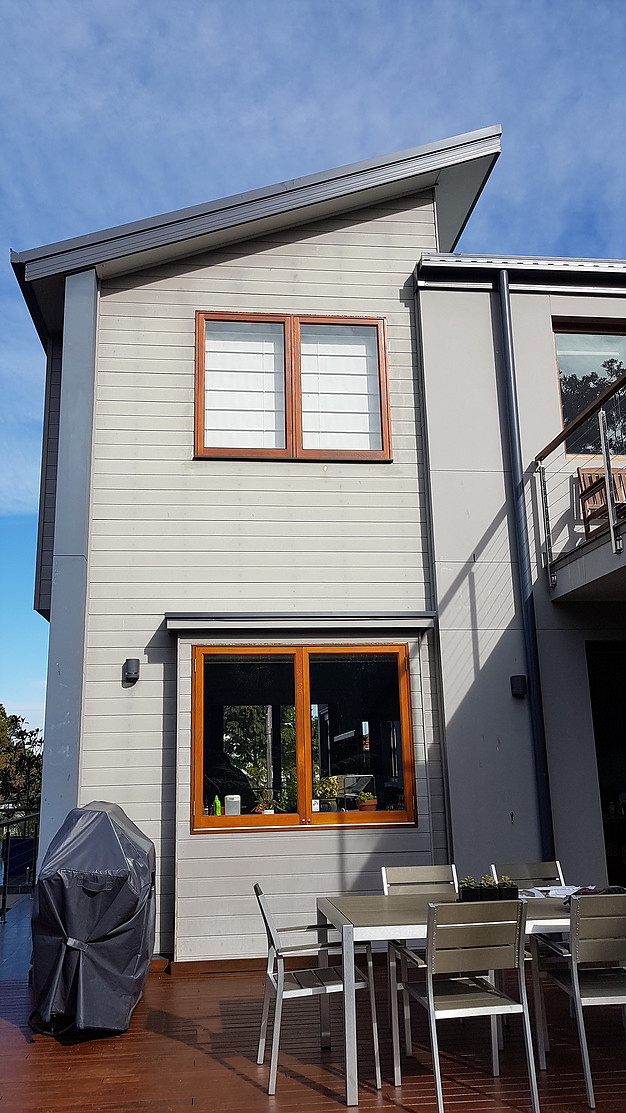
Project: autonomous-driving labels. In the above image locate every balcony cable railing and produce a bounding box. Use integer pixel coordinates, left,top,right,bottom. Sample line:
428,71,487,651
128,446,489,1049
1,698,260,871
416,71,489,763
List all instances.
535,366,626,588
0,812,40,924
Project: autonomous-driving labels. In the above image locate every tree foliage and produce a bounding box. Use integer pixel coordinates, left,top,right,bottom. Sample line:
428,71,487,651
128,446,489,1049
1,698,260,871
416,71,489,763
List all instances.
561,358,626,454
0,704,43,819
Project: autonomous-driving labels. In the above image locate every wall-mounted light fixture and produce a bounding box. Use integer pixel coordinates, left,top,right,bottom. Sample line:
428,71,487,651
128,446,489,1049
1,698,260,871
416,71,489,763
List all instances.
510,674,528,698
123,658,141,685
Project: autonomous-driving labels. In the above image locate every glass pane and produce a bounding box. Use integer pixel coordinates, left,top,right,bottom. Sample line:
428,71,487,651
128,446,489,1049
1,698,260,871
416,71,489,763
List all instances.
204,320,286,449
202,655,296,815
556,333,626,454
300,324,382,450
309,653,404,813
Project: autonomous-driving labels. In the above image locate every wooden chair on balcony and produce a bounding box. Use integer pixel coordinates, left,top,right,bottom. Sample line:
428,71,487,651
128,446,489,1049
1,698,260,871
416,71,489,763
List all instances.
578,466,626,539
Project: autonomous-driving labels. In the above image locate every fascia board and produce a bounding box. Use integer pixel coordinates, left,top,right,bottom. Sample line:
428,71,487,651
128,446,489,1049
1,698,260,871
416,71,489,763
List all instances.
417,252,626,276
13,127,501,285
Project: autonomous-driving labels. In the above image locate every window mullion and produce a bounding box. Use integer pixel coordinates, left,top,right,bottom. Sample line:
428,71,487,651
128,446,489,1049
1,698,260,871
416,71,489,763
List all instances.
291,316,304,459
295,646,311,821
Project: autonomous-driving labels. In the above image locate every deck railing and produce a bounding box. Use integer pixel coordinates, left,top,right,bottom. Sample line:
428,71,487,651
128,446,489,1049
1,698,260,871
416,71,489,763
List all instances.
0,812,40,923
535,369,626,587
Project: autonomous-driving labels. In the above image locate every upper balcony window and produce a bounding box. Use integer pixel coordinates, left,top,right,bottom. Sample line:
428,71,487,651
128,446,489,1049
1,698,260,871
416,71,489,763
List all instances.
194,312,391,461
555,329,626,454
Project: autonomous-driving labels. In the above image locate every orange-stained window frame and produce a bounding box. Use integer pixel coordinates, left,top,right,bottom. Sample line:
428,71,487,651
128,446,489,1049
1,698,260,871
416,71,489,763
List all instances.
194,312,392,462
191,643,416,832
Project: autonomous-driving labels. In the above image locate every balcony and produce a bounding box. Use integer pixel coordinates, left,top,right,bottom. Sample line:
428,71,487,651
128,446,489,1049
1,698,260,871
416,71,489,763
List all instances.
535,368,626,601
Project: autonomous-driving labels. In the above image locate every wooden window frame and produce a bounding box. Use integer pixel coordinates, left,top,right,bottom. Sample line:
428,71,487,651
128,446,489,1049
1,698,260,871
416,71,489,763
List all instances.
194,311,392,461
191,643,416,832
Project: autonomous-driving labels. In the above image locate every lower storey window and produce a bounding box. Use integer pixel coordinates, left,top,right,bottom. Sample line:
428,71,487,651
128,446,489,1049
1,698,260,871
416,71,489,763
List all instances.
191,644,415,829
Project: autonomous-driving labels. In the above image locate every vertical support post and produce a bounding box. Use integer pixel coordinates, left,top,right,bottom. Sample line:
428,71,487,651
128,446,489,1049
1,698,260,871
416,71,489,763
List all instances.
598,408,623,555
537,464,556,587
0,828,10,924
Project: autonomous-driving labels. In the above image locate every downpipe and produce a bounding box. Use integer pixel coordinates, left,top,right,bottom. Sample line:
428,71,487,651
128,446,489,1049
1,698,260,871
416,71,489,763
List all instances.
498,269,554,859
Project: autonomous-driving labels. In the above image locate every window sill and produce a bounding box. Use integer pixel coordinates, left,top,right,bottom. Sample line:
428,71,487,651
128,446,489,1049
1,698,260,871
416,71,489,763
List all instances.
191,810,414,833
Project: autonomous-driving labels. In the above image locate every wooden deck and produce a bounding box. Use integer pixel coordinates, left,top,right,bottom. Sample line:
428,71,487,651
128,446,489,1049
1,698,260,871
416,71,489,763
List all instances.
2,961,626,1112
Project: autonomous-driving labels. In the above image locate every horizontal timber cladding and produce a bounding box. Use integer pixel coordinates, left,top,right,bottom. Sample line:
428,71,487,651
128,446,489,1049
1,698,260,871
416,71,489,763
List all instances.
80,192,441,957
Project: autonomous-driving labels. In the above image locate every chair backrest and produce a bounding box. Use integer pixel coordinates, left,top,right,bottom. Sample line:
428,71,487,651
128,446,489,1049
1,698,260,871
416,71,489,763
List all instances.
427,899,525,975
490,860,565,887
381,863,458,897
254,883,281,954
570,893,626,964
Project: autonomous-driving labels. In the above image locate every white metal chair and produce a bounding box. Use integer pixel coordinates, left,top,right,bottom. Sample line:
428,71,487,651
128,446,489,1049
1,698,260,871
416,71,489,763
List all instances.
542,892,626,1109
382,864,458,1056
389,900,541,1113
253,884,381,1094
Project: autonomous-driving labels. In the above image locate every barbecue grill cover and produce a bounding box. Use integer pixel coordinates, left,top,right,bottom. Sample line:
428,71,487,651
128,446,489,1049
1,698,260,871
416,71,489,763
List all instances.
31,801,156,1032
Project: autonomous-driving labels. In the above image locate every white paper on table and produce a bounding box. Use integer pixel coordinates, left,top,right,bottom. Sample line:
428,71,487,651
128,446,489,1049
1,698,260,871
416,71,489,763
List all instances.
520,885,584,899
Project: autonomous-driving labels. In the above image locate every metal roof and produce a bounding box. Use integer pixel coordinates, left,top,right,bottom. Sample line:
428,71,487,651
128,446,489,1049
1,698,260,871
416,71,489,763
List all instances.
418,252,626,274
12,126,501,344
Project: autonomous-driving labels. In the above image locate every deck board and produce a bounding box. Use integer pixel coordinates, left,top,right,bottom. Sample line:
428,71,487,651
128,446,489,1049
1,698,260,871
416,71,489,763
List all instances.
1,968,626,1111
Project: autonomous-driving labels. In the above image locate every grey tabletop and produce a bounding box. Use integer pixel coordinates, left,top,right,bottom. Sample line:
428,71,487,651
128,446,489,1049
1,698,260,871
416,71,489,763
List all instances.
317,892,569,936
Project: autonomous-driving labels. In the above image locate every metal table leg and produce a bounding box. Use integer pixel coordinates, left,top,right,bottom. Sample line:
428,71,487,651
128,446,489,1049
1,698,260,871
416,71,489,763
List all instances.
342,921,358,1105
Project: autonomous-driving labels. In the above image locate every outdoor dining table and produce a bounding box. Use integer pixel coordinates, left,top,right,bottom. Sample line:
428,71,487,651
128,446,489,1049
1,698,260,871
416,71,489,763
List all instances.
316,891,570,1106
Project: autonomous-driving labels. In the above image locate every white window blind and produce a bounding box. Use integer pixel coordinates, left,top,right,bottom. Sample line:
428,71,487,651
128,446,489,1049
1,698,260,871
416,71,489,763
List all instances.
299,324,382,450
204,320,285,449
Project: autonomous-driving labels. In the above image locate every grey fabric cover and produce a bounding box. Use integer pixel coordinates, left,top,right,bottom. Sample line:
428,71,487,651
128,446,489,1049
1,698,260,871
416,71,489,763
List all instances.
31,801,155,1032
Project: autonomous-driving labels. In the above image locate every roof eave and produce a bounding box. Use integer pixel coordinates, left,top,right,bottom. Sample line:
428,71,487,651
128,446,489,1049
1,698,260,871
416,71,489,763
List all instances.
13,125,501,339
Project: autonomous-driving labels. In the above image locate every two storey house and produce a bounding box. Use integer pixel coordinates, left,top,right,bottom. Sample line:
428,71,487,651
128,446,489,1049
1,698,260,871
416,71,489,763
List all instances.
13,125,626,966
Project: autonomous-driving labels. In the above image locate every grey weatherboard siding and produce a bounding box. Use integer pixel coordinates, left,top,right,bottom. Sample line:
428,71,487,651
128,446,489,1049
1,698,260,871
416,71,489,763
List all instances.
78,193,446,959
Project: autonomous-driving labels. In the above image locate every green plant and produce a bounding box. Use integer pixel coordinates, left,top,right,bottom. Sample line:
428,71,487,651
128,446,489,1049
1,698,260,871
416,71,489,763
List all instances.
274,788,297,813
357,790,376,802
313,775,340,800
481,875,497,887
499,875,514,886
460,876,478,888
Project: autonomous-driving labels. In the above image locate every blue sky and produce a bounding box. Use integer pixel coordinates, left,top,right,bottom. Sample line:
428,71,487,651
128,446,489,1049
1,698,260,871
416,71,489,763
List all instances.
2,0,626,732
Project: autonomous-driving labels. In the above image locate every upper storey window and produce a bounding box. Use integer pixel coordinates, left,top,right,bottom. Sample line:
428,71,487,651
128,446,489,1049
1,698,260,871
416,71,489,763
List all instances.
555,329,626,454
195,312,391,461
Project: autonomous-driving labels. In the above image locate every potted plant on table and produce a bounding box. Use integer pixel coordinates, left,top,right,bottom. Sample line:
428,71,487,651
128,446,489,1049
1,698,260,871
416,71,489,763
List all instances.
459,876,480,901
356,791,377,812
481,875,499,899
498,875,519,900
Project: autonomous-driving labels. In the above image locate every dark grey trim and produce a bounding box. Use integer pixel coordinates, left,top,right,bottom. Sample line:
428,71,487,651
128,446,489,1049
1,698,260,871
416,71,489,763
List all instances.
38,269,98,862
34,334,61,619
498,269,555,860
165,611,436,633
